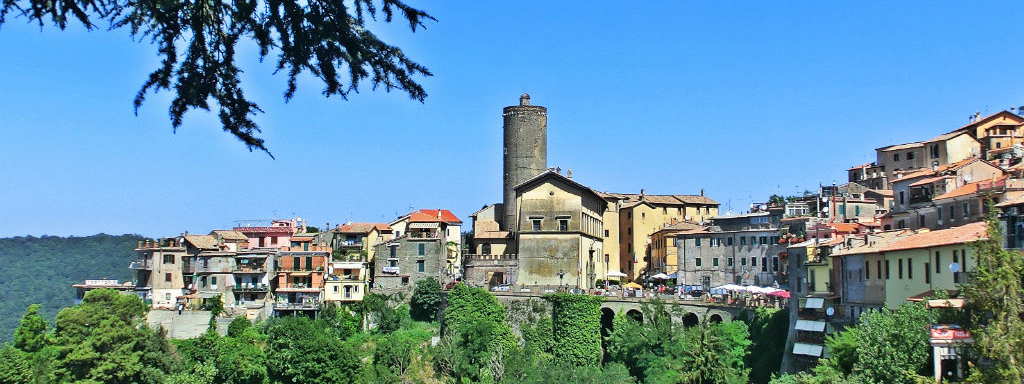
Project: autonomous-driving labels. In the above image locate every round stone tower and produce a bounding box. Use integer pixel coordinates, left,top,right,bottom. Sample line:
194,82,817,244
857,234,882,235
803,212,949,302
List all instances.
502,93,548,230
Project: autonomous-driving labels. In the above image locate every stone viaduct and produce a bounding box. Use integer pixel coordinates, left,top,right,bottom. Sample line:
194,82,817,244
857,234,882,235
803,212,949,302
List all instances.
492,292,743,329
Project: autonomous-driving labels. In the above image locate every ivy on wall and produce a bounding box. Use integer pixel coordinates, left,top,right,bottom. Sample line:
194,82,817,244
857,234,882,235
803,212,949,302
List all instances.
544,293,604,366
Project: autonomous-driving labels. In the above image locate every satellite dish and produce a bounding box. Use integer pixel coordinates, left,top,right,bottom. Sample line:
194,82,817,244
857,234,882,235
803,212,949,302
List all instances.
826,307,836,316
949,262,961,273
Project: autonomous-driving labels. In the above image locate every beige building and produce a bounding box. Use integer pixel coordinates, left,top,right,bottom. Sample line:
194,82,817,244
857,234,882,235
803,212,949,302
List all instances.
888,158,1006,230
324,260,367,303
131,238,188,309
329,222,393,262
875,131,981,182
649,221,704,275
514,171,607,289
880,222,986,309
598,192,719,281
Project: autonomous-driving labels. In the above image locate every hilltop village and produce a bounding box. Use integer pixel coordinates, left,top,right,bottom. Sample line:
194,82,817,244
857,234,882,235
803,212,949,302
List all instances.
75,96,1024,370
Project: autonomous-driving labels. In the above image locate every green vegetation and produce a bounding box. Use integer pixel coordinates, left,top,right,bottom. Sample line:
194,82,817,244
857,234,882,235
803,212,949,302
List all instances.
545,293,603,366
410,277,443,322
743,307,789,384
0,0,433,154
0,234,141,341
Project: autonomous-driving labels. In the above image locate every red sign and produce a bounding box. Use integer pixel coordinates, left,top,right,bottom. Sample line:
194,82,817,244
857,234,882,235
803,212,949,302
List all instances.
930,326,972,340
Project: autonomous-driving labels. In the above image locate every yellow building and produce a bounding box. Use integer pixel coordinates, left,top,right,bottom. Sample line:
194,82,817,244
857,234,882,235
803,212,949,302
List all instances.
324,260,367,302
880,222,986,309
649,222,704,275
599,192,718,281
330,223,393,262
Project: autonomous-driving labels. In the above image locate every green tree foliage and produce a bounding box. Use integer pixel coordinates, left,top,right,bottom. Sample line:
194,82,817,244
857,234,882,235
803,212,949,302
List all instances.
367,324,434,383
320,303,361,339
362,293,407,333
520,314,554,358
50,288,175,384
0,0,433,154
0,346,32,384
265,316,360,383
0,234,141,341
444,283,507,333
544,293,603,366
410,277,443,322
13,305,47,354
852,304,934,383
743,307,789,384
606,300,751,383
227,316,253,338
435,284,517,382
963,208,1024,383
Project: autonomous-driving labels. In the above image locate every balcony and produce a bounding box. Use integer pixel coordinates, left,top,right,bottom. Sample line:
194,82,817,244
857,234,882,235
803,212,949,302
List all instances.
233,283,270,292
233,265,266,273
338,240,364,248
273,301,320,310
194,264,233,274
382,266,400,275
328,274,363,282
129,260,152,270
408,231,441,240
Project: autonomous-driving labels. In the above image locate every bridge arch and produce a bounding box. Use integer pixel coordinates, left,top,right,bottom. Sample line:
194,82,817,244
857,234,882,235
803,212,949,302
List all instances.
682,312,699,327
600,307,615,337
626,309,643,323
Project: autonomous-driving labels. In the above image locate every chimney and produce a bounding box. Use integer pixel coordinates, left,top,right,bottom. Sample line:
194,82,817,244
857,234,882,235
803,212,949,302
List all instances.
640,189,646,198
520,93,530,106
700,188,704,196
567,169,573,179
437,209,442,219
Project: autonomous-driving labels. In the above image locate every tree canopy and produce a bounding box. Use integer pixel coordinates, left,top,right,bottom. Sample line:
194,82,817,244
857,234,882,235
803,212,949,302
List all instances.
0,0,434,156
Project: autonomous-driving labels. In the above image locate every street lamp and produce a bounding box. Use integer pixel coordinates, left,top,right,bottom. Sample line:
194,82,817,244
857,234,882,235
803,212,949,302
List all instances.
558,269,565,291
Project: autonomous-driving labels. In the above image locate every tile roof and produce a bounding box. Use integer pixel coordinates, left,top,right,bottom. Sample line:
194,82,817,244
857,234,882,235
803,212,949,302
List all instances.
909,175,952,187
211,230,248,241
881,222,988,252
932,176,1006,201
407,209,463,224
830,223,860,233
183,235,219,250
601,192,719,206
878,142,924,151
925,131,969,143
848,162,874,171
337,222,391,233
830,231,910,256
890,157,985,184
948,110,1024,134
996,196,1024,208
514,170,607,204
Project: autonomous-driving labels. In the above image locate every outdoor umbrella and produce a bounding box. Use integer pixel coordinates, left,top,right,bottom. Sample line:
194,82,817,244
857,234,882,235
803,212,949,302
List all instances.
651,273,671,280
767,290,791,298
624,282,642,289
606,271,627,278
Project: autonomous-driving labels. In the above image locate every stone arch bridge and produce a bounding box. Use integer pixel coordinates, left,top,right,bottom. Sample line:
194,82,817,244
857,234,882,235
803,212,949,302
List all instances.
492,292,742,325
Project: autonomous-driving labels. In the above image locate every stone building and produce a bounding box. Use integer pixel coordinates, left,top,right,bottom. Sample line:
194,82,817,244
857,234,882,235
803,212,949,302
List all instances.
675,210,787,289
887,157,1006,230
272,247,329,315
326,222,393,262
513,170,607,289
130,237,188,309
372,209,462,291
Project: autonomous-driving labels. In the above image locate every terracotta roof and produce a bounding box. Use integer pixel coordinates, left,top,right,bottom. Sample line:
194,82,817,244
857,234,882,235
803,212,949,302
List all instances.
183,235,218,250
653,222,704,235
878,142,924,151
948,111,1024,134
407,209,462,224
848,162,874,171
932,176,1006,201
867,189,894,197
881,222,988,252
909,175,952,187
907,289,960,302
996,196,1024,208
514,170,608,205
830,223,860,233
830,231,909,256
210,230,248,241
234,226,295,234
925,131,970,143
890,157,985,184
338,222,391,234
600,192,718,206
290,236,312,242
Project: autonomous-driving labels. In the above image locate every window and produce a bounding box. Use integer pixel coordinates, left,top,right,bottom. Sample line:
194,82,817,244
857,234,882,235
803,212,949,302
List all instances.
919,215,925,228
713,258,719,267
761,257,768,272
855,205,861,216
532,218,542,231
935,252,941,274
741,257,747,266
908,257,913,279
898,259,903,279
930,143,940,159
897,220,906,229
401,276,410,286
482,243,492,255
772,257,779,271
293,256,301,270
894,153,900,161
165,273,172,282
271,236,278,245
389,246,397,258
211,276,217,288
759,236,767,245
865,261,870,279
953,251,961,283
906,151,915,160
950,205,956,219
416,260,425,272
305,256,312,270
728,257,734,266
925,262,931,284
418,243,425,256
695,238,701,247
604,230,610,237
899,191,905,205
740,237,747,245
885,260,890,279
962,202,970,217
163,254,174,264
751,257,757,267
558,217,569,231
938,206,943,220
695,258,702,267
997,142,1003,149
877,260,882,279
727,237,734,246
837,204,845,217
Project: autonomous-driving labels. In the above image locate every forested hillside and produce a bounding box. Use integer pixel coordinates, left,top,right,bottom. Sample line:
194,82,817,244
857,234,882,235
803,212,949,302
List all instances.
0,234,141,340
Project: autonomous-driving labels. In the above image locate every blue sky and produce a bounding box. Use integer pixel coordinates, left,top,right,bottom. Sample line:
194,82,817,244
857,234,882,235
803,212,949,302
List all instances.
3,1,1024,237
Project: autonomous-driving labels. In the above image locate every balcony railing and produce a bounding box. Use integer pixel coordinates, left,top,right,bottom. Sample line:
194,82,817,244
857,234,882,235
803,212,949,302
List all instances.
408,232,440,240
463,254,518,262
234,283,270,292
273,301,320,310
382,266,400,274
129,260,152,270
338,240,364,247
234,266,266,273
194,264,233,274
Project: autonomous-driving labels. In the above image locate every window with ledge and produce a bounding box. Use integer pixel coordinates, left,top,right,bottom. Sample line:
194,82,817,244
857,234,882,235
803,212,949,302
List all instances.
163,254,175,264
557,216,570,232
712,258,719,267
530,217,543,231
418,243,425,256
906,151,915,160
416,260,425,272
165,273,172,282
695,258,702,267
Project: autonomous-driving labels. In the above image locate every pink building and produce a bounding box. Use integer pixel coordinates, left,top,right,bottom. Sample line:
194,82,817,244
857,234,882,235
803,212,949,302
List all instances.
234,219,298,249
